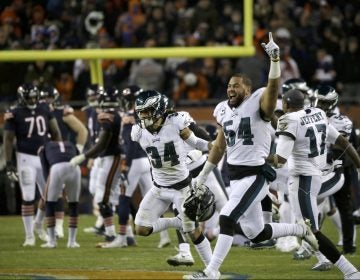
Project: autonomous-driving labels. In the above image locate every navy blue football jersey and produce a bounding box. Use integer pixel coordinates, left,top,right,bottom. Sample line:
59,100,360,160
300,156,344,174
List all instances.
121,112,147,166
4,103,54,155
97,111,122,157
85,107,100,145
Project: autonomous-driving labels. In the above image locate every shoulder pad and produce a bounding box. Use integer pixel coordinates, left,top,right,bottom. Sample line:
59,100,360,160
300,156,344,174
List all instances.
131,124,142,142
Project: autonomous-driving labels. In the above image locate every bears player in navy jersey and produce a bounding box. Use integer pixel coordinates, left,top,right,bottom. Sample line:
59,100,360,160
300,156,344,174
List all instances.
81,84,106,235
3,83,62,247
38,140,81,248
70,86,124,246
40,86,88,239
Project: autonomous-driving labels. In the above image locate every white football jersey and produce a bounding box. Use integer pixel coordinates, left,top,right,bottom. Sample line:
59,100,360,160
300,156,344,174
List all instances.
327,112,352,139
276,107,339,176
214,88,272,166
131,112,192,186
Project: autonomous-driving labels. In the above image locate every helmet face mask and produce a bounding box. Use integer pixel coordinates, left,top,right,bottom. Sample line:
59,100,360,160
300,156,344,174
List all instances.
183,184,216,222
17,84,39,109
40,86,61,107
86,84,100,107
135,90,166,129
120,85,142,111
97,86,120,112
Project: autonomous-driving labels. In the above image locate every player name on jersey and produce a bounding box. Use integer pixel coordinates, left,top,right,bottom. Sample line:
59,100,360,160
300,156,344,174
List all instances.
300,111,325,126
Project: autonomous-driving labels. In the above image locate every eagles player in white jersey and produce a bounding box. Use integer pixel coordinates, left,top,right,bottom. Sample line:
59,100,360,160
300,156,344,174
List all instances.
269,89,360,279
131,89,214,267
184,33,318,280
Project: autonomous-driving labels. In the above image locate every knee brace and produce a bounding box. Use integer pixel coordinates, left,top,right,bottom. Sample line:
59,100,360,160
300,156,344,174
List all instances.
251,224,272,244
98,202,113,218
219,215,235,236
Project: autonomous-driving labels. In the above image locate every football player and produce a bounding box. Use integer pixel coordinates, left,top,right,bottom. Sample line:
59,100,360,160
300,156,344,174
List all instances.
38,140,81,248
70,86,125,246
39,86,88,239
270,89,360,279
3,83,62,246
184,33,317,280
131,90,214,267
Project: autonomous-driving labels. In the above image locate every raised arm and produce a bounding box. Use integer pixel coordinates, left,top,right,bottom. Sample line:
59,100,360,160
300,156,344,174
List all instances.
260,32,281,121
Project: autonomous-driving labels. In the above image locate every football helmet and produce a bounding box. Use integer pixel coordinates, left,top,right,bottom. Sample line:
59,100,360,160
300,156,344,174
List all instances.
120,85,143,111
86,84,100,107
97,86,120,111
17,83,39,109
314,85,338,113
135,90,167,129
183,184,216,222
282,78,310,94
40,86,61,107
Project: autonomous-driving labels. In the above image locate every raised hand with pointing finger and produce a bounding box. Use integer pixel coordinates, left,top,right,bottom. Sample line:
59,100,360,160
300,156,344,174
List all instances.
261,32,280,62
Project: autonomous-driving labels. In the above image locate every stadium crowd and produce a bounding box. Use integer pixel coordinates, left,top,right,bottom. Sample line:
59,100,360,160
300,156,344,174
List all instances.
0,0,359,105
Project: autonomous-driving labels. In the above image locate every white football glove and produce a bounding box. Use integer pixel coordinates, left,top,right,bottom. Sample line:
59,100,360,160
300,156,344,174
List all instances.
70,154,86,166
261,32,280,61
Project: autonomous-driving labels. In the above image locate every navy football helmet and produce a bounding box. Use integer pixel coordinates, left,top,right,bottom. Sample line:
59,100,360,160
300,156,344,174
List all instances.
97,86,120,111
17,83,39,109
314,85,338,113
86,84,100,107
120,85,143,111
40,86,61,107
135,90,167,129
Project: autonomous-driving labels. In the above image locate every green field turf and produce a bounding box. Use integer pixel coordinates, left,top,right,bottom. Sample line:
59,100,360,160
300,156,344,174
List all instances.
0,215,358,279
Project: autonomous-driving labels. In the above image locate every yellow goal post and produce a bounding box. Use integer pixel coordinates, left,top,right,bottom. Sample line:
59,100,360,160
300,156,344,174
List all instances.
0,0,254,86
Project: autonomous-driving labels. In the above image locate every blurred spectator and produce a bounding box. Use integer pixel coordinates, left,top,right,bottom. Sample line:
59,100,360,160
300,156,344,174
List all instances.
173,71,209,103
211,59,233,99
128,39,165,92
336,37,360,103
313,47,336,87
274,27,301,87
24,60,55,89
190,0,218,35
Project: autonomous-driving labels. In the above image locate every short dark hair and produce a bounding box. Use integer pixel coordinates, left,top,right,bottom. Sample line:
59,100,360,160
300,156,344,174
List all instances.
231,73,252,90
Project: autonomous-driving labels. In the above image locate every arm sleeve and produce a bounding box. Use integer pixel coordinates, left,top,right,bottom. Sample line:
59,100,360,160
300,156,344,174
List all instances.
189,122,211,141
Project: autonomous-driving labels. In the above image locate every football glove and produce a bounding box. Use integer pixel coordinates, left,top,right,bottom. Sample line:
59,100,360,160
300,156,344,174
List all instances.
6,162,18,182
261,32,280,62
70,154,86,166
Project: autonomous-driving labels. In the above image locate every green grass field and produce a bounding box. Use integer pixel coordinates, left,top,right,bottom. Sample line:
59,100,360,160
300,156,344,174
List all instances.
0,215,358,279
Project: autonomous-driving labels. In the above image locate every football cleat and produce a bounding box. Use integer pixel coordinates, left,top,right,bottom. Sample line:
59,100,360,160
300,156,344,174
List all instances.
293,241,313,260
67,242,80,248
167,249,194,266
312,261,333,271
41,241,57,248
83,226,105,236
183,270,221,280
126,236,137,247
34,223,49,242
300,219,319,250
22,236,35,247
250,239,276,249
101,236,127,248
